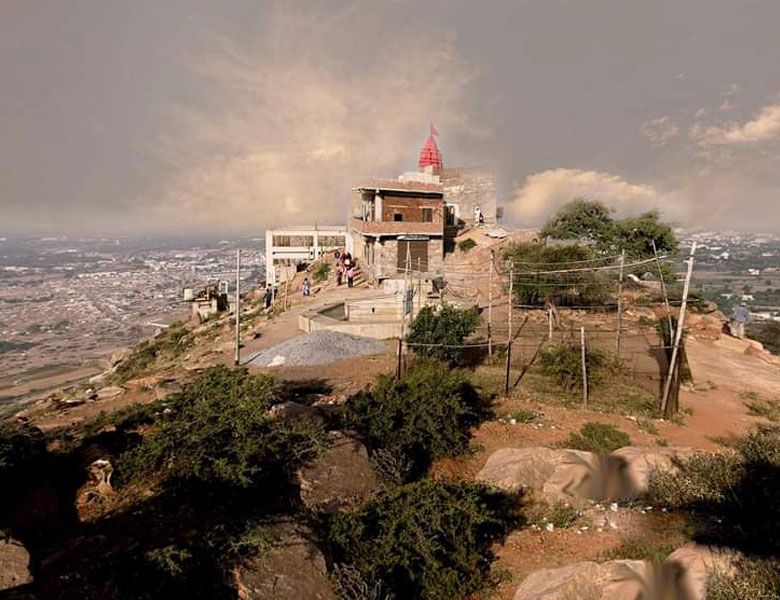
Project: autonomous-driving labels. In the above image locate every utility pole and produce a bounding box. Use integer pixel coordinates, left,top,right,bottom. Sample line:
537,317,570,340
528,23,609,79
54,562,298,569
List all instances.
417,257,422,316
548,307,553,342
398,243,411,376
508,261,514,342
616,249,626,355
652,239,674,338
488,250,494,358
581,326,588,408
661,242,697,414
234,248,241,366
400,243,411,339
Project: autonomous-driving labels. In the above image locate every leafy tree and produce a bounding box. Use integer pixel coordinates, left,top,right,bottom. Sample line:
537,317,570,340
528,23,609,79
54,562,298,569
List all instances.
613,209,678,258
339,359,489,480
324,479,520,600
406,304,479,365
540,198,616,248
117,366,326,486
540,199,678,260
502,242,611,307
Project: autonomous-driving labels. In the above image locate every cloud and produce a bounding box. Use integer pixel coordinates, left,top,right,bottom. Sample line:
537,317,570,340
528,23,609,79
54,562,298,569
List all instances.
691,103,780,146
639,116,680,146
142,5,478,232
506,168,685,226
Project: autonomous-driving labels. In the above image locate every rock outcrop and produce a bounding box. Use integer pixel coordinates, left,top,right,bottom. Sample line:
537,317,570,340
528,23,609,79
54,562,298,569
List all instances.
665,545,733,600
475,447,573,494
267,401,325,424
297,432,380,512
0,537,32,591
513,559,647,600
478,446,696,501
513,544,732,600
610,446,696,497
234,521,335,600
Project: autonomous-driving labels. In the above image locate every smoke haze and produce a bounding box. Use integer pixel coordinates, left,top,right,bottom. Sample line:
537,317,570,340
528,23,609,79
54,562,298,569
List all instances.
2,0,780,234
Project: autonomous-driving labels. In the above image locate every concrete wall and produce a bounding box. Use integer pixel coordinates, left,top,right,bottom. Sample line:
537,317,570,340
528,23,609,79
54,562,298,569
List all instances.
299,310,401,339
345,295,403,321
439,168,498,225
380,195,443,223
375,237,444,280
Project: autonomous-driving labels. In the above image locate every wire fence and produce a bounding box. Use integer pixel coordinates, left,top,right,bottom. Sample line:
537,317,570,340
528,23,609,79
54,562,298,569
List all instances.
395,245,697,417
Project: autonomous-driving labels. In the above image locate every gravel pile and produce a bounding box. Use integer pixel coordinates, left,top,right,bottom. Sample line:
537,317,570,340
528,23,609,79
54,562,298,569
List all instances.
247,330,387,367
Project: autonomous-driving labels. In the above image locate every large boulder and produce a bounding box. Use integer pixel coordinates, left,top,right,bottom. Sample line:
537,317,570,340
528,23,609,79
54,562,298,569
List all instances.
665,545,734,600
96,386,125,400
479,446,699,501
513,560,647,600
610,446,697,497
477,447,634,501
476,447,576,493
542,451,637,501
0,538,32,591
513,545,732,600
297,432,381,512
235,521,335,600
267,401,325,424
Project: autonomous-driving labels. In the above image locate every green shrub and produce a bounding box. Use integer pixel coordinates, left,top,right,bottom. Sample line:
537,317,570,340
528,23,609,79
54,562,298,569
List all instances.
339,359,488,480
501,409,540,424
324,479,520,600
647,427,780,554
406,304,480,366
707,558,780,600
648,452,738,508
743,393,780,422
0,421,45,473
116,366,326,487
458,238,477,252
600,537,677,564
637,419,659,435
313,263,331,283
563,422,631,454
525,499,580,529
145,545,193,577
539,343,614,391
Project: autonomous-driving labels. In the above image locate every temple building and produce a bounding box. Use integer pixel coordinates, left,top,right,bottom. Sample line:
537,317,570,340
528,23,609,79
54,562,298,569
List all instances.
347,124,499,284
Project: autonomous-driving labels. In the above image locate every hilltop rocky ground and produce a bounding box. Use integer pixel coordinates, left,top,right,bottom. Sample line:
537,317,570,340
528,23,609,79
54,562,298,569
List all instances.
3,227,780,599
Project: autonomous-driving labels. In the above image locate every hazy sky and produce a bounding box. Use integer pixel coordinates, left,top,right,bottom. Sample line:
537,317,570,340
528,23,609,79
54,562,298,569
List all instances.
2,0,780,234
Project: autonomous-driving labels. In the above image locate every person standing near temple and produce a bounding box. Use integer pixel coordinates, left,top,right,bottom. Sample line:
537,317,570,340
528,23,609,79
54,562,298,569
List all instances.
729,302,750,339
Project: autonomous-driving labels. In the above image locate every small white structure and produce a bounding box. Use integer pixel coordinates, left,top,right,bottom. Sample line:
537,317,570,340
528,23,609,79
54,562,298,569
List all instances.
265,225,349,285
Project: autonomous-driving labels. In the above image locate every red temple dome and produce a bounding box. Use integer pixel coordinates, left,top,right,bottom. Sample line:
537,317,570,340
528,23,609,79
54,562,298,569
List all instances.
418,123,443,169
